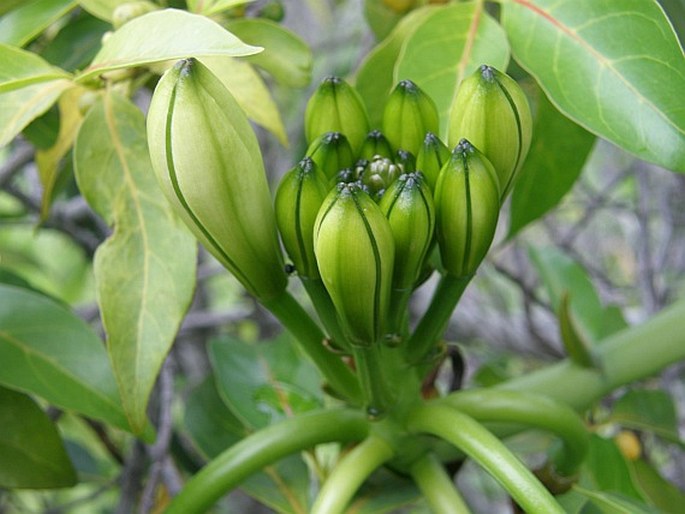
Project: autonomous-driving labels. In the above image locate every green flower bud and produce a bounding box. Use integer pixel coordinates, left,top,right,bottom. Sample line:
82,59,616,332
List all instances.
147,58,287,301
448,65,533,199
314,182,395,346
359,129,394,161
359,155,403,200
395,149,416,173
379,172,435,290
304,76,370,155
112,1,158,29
434,139,500,278
305,131,355,181
275,157,329,279
416,131,450,191
382,79,439,156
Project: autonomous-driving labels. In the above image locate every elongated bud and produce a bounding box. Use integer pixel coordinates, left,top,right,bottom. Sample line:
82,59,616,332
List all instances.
305,131,355,181
304,76,370,155
147,58,287,300
360,129,394,161
448,65,532,199
379,172,435,290
435,139,500,277
382,79,439,156
395,149,416,173
275,157,329,279
416,132,450,191
314,183,395,346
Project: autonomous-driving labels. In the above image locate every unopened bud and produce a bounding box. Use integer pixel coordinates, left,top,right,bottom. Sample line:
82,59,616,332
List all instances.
305,131,355,181
416,132,450,191
360,129,394,161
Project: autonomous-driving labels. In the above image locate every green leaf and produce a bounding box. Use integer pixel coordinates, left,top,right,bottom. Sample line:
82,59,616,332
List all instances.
501,0,685,172
0,284,134,433
395,2,510,135
355,6,439,128
573,487,658,514
610,389,680,443
363,0,404,41
350,469,422,514
201,56,288,146
528,245,627,343
0,0,25,16
199,0,253,17
0,0,77,47
626,458,685,512
73,92,197,434
42,12,110,72
76,8,262,82
78,0,126,21
0,386,76,488
209,334,323,430
0,44,72,147
227,18,312,88
558,292,596,368
581,435,645,502
509,87,596,236
184,376,312,514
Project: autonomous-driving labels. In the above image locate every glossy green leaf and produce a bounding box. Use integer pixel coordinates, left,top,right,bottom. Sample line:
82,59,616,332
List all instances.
626,458,685,512
509,87,596,236
0,284,133,433
209,334,322,430
184,376,312,514
76,8,262,82
0,0,24,16
78,0,126,21
201,56,287,145
610,390,680,443
0,386,76,488
73,92,197,433
42,13,110,72
350,469,422,514
0,0,77,47
395,2,510,135
363,0,404,41
0,44,72,147
529,246,627,344
658,0,685,44
228,18,312,88
558,293,596,368
355,6,439,128
502,0,685,172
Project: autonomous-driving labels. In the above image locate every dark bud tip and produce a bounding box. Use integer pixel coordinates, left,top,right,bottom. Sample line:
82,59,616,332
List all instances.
298,156,316,174
322,75,343,86
479,65,496,82
424,131,440,145
285,263,296,274
455,138,475,155
176,57,197,76
398,79,418,93
323,131,343,143
367,129,383,140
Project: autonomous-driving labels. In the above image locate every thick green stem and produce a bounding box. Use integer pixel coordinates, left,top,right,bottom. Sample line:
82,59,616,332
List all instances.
311,434,395,514
166,409,368,514
439,390,588,476
300,276,350,352
501,298,685,411
406,273,473,364
408,403,564,514
263,290,361,403
387,287,412,341
410,453,472,514
352,344,394,418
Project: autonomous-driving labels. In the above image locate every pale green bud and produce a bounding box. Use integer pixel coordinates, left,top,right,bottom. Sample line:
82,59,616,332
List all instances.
314,183,395,346
434,139,500,277
275,157,329,279
147,58,287,301
304,76,370,155
305,131,355,181
416,131,450,191
448,65,533,199
382,79,439,156
379,172,435,290
359,129,394,161
358,155,403,200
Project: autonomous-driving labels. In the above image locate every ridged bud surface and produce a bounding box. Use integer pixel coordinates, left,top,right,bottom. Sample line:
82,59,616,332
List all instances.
379,172,435,290
360,129,394,161
147,58,286,300
434,139,500,277
275,157,329,279
416,132,450,191
304,76,370,155
448,65,532,199
382,79,439,156
314,183,395,346
305,131,355,181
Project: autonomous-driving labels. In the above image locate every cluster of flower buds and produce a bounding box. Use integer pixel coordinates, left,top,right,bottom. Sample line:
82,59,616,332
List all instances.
146,59,531,348
275,68,532,346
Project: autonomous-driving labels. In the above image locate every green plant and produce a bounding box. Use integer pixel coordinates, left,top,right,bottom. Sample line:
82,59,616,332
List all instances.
1,1,684,513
